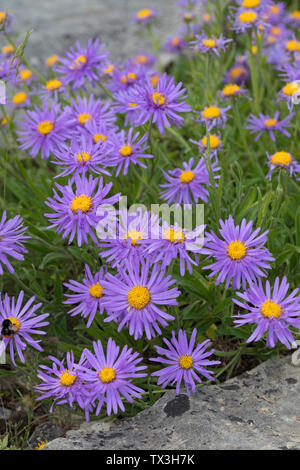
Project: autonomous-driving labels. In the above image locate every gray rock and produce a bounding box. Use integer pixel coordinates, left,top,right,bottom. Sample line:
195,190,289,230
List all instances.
1,0,182,66
29,423,63,449
0,407,12,420
44,356,300,450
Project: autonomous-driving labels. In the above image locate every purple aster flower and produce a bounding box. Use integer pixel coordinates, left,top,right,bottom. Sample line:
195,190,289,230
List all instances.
9,90,31,109
51,132,111,178
54,38,108,90
164,36,187,54
160,156,220,205
279,62,300,83
201,215,274,290
133,73,191,134
220,83,248,100
39,77,67,102
108,127,153,176
131,52,156,68
0,55,17,84
190,133,223,158
195,104,230,131
263,2,287,25
35,351,90,417
246,111,294,141
177,0,200,7
66,94,116,132
63,265,106,328
113,88,141,126
288,10,300,27
230,7,266,34
224,61,249,85
0,11,12,34
17,102,73,159
17,67,34,86
143,221,205,276
101,259,180,340
233,276,300,349
76,338,147,416
151,329,220,395
107,61,147,93
0,212,30,275
266,151,299,179
98,208,159,268
45,174,120,247
190,34,231,57
0,291,49,366
278,81,300,110
134,8,158,25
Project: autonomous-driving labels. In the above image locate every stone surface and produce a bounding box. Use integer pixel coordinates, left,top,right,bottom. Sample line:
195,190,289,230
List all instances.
1,0,181,66
29,423,63,448
45,356,300,450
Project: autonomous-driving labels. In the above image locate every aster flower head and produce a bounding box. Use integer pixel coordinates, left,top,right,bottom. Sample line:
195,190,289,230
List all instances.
233,277,300,349
98,208,159,268
46,54,60,68
263,2,287,24
102,259,181,340
231,6,265,34
64,265,107,327
0,55,18,84
76,338,147,416
196,104,230,131
107,62,147,93
9,90,31,109
45,174,120,247
160,156,220,205
17,102,73,159
144,220,205,276
113,88,141,126
133,73,191,134
246,111,294,142
0,212,30,275
131,52,156,69
288,10,300,27
278,81,300,110
0,291,49,366
224,62,249,85
66,94,116,132
0,11,12,34
151,329,220,395
51,132,111,178
201,215,274,290
108,127,153,176
266,151,298,179
17,67,34,85
164,36,187,54
54,38,108,90
35,351,89,416
190,34,232,57
134,8,158,25
40,77,66,102
220,83,248,100
190,133,223,157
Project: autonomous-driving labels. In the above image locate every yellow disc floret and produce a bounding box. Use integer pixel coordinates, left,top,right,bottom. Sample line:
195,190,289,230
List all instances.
126,229,143,246
127,286,151,310
78,113,92,125
286,40,300,52
227,241,247,260
46,55,59,67
163,228,185,243
202,38,216,48
2,44,14,54
261,300,281,318
179,354,193,369
89,282,104,298
120,144,133,157
137,8,152,20
222,84,240,96
282,82,299,96
71,195,92,213
98,367,116,383
202,106,221,119
77,152,91,164
19,68,32,81
93,133,106,144
271,151,292,166
8,317,21,331
242,0,260,7
239,11,257,23
60,370,77,386
37,121,54,135
180,170,195,184
152,92,165,106
264,118,277,127
12,92,27,105
46,79,62,91
201,135,220,149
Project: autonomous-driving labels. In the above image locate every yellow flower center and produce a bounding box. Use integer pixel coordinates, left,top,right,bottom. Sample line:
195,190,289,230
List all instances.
270,6,279,14
128,102,137,108
71,195,92,213
231,67,244,78
8,317,21,331
282,82,299,96
202,106,221,119
201,135,220,149
227,241,247,260
60,370,77,386
239,11,257,23
89,282,104,298
71,55,87,69
180,170,195,184
152,92,165,106
286,40,300,52
77,151,91,164
202,38,216,48
271,26,281,35
12,92,27,105
125,229,143,246
261,300,281,318
45,79,62,91
264,118,277,127
127,286,151,310
121,75,128,84
98,367,116,383
19,68,32,81
93,133,107,144
252,45,258,54
46,55,59,67
271,151,292,166
222,84,240,96
0,11,6,23
37,121,54,135
78,113,92,125
120,145,133,157
179,354,193,369
36,441,48,450
137,8,152,19
242,0,260,7
133,54,148,65
291,11,300,19
172,37,180,46
104,64,115,74
151,75,159,87
163,228,185,243
2,44,14,54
